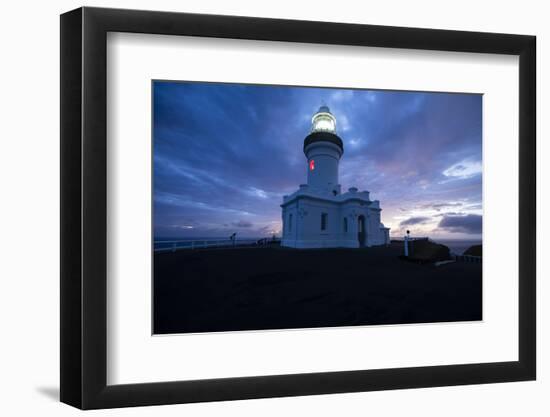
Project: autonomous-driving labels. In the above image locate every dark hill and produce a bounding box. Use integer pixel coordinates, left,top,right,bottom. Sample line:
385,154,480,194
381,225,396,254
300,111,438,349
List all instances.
464,245,482,257
154,244,481,334
407,239,451,263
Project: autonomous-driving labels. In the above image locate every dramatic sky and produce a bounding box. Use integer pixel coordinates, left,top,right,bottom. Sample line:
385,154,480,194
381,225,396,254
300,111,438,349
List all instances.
153,81,482,240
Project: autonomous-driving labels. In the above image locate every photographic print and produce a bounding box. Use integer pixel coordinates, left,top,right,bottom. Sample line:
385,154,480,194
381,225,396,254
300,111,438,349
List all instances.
153,81,482,335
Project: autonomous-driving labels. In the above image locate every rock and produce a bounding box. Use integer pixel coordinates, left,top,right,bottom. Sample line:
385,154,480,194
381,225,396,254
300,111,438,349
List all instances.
407,239,451,263
464,245,482,257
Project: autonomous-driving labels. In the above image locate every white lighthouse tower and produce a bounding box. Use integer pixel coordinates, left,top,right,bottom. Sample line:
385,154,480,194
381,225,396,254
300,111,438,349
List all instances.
305,105,343,195
281,105,390,249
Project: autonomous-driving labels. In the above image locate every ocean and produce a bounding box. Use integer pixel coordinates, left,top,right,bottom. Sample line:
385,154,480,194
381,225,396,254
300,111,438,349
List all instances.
433,239,482,255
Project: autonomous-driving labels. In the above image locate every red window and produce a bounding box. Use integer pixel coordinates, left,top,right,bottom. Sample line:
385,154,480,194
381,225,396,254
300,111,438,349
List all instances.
309,160,315,171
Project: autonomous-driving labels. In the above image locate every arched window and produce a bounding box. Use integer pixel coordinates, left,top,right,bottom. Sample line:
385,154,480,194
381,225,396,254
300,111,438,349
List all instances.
321,213,328,231
288,213,293,232
343,217,348,233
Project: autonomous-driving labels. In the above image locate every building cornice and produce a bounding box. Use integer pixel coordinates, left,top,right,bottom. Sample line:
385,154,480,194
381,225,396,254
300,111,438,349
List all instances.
281,192,373,208
303,131,344,154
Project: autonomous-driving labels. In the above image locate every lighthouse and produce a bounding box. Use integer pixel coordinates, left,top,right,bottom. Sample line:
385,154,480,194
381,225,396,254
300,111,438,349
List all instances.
281,105,390,249
304,105,343,195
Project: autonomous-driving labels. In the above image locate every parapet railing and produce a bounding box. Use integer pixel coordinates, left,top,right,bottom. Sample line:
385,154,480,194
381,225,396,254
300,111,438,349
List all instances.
154,238,280,253
453,254,482,263
397,237,482,262
393,237,431,242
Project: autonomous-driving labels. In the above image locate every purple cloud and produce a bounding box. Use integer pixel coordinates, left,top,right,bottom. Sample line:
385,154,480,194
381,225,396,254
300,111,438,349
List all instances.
232,220,253,228
400,216,432,226
438,214,482,234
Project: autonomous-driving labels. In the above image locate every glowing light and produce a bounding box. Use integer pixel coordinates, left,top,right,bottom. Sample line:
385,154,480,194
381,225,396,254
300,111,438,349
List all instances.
311,106,337,133
313,118,335,132
309,160,315,171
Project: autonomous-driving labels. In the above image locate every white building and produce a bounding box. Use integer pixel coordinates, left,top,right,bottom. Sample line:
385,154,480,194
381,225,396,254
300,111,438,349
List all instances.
281,105,390,249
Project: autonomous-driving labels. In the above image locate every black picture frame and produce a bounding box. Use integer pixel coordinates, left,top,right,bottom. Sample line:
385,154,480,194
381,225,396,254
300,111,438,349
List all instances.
60,6,536,409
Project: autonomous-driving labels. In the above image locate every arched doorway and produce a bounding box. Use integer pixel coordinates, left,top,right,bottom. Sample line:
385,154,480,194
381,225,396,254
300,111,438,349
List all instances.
357,215,366,247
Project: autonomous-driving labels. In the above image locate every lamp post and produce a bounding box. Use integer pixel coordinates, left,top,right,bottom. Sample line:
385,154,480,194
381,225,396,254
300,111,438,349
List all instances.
404,230,410,257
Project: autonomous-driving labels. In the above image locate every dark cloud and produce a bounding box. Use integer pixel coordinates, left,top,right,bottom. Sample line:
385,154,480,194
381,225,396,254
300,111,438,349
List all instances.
232,220,253,228
423,202,463,211
153,81,482,238
438,214,482,234
434,211,464,217
400,216,432,226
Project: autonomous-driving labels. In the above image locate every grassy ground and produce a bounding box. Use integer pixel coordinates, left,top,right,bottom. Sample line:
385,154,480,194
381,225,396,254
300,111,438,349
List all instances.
153,243,482,334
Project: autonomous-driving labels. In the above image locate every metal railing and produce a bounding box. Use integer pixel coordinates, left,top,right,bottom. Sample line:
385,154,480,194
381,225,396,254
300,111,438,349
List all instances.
154,238,280,253
453,254,482,263
397,237,482,262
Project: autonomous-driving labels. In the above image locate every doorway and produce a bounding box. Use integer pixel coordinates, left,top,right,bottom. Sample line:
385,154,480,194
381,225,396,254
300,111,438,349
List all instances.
358,215,366,247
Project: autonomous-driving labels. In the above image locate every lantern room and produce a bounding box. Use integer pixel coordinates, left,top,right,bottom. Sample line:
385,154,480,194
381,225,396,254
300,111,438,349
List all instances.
311,105,337,133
